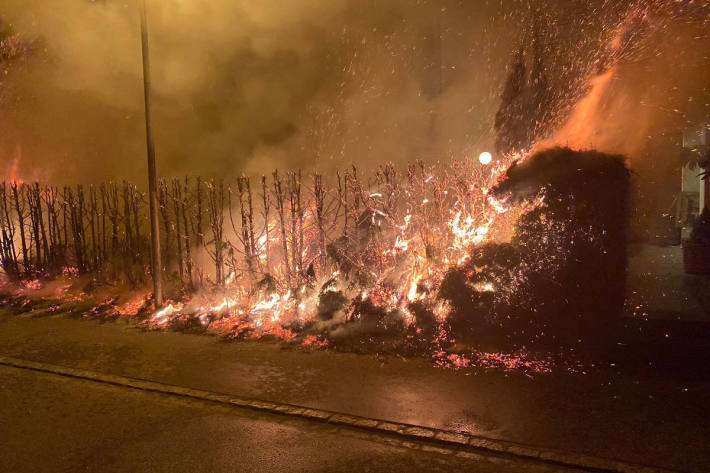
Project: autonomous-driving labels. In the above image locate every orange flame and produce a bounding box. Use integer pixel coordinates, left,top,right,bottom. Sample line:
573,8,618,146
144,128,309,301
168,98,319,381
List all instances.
540,68,616,151
7,145,23,184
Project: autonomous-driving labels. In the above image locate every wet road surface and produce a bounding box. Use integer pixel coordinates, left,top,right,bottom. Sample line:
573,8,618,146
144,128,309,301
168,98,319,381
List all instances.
0,365,576,473
0,310,708,471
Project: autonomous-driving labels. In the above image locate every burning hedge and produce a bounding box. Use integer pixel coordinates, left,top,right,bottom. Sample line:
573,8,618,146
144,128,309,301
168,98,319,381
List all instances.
0,148,630,353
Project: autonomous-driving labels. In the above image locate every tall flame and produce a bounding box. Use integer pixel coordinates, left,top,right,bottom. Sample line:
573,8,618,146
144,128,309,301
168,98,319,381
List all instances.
539,68,616,152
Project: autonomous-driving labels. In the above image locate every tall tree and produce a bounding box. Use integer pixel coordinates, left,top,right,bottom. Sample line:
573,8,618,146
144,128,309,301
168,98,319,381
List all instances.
494,19,552,156
494,48,528,156
529,20,552,139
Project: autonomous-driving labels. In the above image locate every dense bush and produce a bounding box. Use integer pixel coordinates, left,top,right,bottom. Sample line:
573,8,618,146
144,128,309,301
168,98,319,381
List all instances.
439,148,630,347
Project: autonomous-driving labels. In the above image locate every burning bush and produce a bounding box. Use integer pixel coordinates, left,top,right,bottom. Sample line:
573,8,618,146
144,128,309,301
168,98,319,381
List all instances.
438,243,521,337
439,148,630,347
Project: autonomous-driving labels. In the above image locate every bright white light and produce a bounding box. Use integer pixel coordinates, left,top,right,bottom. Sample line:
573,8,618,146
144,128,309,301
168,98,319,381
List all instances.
478,151,492,165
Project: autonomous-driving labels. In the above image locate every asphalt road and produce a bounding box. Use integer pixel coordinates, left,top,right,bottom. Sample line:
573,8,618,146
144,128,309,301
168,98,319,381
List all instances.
0,310,708,472
0,365,576,473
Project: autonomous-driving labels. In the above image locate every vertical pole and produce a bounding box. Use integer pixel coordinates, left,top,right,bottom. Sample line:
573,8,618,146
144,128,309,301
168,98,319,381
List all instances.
140,0,163,308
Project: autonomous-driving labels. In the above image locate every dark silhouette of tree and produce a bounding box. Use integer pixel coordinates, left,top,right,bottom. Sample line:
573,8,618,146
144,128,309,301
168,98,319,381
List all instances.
494,48,527,156
494,19,553,156
529,21,552,139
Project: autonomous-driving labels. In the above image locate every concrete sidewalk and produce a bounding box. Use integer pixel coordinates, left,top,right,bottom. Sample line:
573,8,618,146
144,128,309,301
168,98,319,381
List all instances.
1,310,708,472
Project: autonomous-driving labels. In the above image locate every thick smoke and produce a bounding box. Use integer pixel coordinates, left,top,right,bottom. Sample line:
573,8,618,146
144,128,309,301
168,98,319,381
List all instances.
0,0,515,183
1,0,709,196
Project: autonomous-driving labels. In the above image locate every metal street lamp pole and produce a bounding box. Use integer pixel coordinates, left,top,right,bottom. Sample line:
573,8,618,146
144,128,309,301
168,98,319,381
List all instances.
140,0,163,308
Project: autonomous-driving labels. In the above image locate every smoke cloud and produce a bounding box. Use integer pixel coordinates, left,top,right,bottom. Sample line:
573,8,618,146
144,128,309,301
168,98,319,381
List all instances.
0,0,508,183
0,0,708,198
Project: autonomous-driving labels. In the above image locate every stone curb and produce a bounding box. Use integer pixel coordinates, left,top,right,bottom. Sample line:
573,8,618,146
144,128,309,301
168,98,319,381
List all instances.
0,355,681,473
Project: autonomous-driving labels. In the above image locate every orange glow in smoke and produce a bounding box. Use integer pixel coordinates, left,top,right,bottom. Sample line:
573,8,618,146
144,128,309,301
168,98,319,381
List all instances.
6,145,23,184
540,68,616,151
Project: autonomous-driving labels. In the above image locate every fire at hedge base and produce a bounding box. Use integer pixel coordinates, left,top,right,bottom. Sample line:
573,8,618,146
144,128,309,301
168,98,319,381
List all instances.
0,147,629,368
